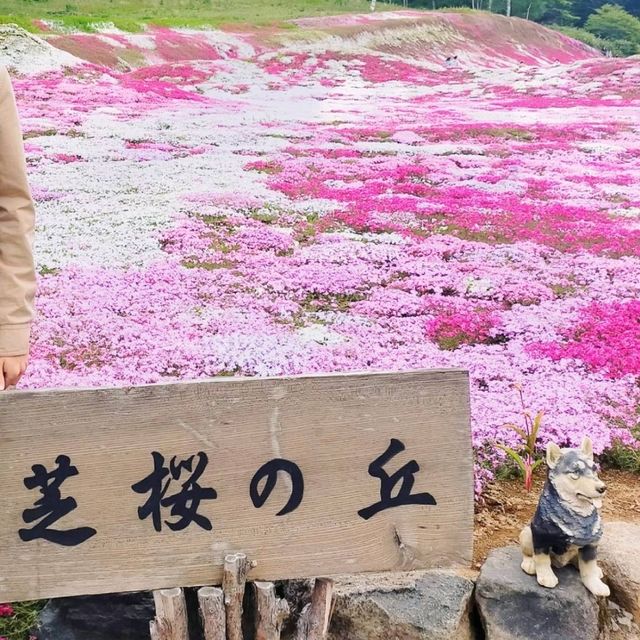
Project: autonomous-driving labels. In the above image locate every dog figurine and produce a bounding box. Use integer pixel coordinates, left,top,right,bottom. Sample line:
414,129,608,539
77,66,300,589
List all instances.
519,436,610,597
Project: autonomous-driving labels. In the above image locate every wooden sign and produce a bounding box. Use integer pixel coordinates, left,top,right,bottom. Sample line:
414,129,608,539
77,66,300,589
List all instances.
0,369,473,602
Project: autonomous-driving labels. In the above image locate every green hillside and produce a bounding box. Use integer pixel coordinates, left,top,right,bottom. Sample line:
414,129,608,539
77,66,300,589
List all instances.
0,0,393,31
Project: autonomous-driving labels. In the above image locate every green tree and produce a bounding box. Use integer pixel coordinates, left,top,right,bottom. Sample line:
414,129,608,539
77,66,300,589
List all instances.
572,0,639,23
585,4,640,44
537,0,577,24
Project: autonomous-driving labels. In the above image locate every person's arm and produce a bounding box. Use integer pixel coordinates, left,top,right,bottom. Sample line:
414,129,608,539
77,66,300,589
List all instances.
0,66,36,388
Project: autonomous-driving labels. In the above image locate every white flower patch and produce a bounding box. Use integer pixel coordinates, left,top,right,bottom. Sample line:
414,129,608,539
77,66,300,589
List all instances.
464,277,494,296
297,324,345,346
97,35,129,49
360,232,406,245
30,102,299,269
614,207,640,219
124,34,158,51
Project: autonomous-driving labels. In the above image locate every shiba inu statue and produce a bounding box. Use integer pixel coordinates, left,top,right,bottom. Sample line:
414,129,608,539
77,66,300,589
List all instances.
519,437,610,597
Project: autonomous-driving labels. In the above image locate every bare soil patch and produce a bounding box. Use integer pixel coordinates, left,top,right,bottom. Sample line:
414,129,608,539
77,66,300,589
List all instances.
474,470,640,569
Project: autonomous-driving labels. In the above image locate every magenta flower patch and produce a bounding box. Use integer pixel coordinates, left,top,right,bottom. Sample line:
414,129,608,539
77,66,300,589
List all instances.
532,300,640,379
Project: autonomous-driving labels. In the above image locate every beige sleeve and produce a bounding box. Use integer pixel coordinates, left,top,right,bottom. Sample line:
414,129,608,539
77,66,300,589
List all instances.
0,66,36,357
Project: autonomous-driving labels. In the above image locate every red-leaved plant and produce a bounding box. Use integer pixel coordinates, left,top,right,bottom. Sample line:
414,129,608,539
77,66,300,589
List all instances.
497,385,544,492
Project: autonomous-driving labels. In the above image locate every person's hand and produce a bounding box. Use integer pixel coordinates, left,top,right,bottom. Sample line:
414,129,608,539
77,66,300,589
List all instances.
0,355,29,390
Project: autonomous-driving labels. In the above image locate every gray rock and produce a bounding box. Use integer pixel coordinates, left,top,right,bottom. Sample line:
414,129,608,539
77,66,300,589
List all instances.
327,570,476,640
475,546,599,640
599,522,640,623
35,590,203,640
36,592,156,640
602,599,640,640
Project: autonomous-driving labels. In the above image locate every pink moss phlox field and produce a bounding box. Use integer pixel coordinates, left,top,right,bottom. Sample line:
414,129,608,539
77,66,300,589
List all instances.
13,11,640,497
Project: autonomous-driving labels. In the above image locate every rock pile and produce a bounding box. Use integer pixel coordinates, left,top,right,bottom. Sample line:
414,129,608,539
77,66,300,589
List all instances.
35,522,640,640
328,570,475,640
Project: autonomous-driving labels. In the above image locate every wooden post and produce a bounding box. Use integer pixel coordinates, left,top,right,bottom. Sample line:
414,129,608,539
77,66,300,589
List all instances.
149,619,166,640
198,586,226,640
223,552,251,640
254,581,290,640
150,587,189,640
295,579,334,640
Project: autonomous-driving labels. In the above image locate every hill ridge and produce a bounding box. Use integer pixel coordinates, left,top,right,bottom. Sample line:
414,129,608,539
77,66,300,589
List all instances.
0,10,601,73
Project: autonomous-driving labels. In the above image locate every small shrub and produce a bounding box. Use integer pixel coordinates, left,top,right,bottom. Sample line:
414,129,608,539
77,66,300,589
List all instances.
60,15,98,32
38,265,60,276
0,600,44,640
601,434,640,473
557,25,637,56
495,385,544,492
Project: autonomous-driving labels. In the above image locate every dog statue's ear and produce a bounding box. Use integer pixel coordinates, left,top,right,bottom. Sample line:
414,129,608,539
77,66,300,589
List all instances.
546,442,562,469
580,436,594,461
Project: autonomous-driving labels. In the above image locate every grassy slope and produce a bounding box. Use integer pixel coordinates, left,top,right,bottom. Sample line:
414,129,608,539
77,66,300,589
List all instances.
0,0,395,31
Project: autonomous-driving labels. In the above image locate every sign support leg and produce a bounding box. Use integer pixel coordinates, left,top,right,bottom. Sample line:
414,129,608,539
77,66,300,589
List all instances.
294,578,334,640
223,552,251,640
254,581,290,640
150,587,189,640
198,586,226,640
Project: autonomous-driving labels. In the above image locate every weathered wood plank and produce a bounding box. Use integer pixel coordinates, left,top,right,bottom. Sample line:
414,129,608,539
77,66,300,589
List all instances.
0,369,473,601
